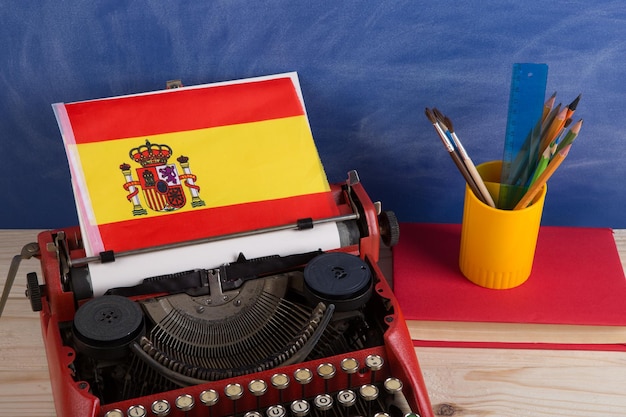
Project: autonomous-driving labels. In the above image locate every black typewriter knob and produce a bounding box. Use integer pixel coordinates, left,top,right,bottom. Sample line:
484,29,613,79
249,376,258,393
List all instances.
25,272,44,312
378,210,400,247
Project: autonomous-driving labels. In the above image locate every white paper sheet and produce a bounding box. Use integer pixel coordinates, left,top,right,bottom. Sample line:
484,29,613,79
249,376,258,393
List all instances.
87,221,343,296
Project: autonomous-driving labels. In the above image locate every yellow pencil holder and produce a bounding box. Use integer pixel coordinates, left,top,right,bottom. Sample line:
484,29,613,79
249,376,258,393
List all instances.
459,160,547,289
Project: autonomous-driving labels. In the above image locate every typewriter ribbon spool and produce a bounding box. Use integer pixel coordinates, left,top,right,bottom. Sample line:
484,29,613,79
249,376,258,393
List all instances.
303,252,373,312
72,295,145,360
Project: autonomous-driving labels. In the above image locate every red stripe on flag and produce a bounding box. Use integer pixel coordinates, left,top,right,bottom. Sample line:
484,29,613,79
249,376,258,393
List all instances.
65,77,305,144
143,189,167,212
97,192,341,253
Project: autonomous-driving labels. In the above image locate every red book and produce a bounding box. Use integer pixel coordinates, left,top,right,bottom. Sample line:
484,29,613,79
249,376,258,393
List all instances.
393,223,626,349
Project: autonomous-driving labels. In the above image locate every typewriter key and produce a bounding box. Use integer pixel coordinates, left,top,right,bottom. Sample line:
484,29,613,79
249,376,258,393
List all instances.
365,354,384,371
225,383,244,400
266,404,286,417
294,367,313,397
340,357,359,374
384,377,403,394
244,412,263,417
199,389,219,406
126,405,147,417
103,409,124,417
249,379,267,409
384,378,413,417
317,362,336,393
359,383,379,401
340,357,359,388
365,354,384,383
270,372,290,402
360,384,379,417
150,399,170,416
248,379,268,396
316,363,336,379
313,394,333,412
175,394,195,412
199,388,219,417
337,389,356,417
294,367,313,385
290,399,311,417
225,383,244,415
270,373,290,390
337,389,356,408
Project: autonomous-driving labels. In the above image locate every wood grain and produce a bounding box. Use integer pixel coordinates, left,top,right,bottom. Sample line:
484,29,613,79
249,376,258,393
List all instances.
417,347,626,417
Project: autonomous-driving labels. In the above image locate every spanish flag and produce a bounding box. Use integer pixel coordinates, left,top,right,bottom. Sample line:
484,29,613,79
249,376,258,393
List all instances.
54,73,339,255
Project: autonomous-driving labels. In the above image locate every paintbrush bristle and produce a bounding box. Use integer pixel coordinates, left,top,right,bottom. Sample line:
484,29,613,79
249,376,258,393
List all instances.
424,108,437,124
432,108,445,122
443,116,455,133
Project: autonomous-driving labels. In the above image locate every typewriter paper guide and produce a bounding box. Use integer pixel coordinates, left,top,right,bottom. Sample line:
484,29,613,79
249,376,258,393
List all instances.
53,73,343,295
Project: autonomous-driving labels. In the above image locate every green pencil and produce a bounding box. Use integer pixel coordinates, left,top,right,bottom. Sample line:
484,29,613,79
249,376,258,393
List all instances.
555,119,583,155
529,143,552,186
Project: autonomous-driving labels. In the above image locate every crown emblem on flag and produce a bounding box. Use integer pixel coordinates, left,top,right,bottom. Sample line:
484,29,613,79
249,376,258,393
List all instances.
121,139,205,215
129,140,173,167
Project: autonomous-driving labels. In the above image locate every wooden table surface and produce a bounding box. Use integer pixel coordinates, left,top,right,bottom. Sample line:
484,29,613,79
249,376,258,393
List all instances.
1,229,626,417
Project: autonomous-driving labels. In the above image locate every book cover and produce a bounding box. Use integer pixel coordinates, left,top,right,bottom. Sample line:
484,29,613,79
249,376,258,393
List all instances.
53,72,339,256
394,223,626,347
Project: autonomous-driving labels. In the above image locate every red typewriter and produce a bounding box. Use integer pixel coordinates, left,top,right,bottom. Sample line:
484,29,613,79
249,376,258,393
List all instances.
1,75,433,417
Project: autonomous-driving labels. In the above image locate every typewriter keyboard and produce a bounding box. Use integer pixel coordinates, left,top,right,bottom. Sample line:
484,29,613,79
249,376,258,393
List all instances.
101,351,421,417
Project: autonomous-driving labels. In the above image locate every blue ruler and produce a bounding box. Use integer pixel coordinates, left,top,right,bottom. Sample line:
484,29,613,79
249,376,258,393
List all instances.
498,63,548,209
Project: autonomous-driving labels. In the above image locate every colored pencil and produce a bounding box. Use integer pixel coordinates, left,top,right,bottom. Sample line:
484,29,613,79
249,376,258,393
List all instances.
539,106,568,154
424,108,488,205
514,143,574,210
565,94,581,120
529,144,553,186
542,91,557,122
555,119,583,155
551,117,573,155
542,102,560,125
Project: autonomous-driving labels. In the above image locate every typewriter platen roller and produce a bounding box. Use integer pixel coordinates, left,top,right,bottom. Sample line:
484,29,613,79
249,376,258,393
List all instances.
4,171,433,417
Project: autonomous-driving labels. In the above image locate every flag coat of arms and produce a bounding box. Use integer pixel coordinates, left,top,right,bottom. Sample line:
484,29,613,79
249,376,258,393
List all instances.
135,163,185,212
54,73,339,256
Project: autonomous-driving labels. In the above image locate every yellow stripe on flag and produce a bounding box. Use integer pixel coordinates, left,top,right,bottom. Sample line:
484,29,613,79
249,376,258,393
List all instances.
74,115,330,225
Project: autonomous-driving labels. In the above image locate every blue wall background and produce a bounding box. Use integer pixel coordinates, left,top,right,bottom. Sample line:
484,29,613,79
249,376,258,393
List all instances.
2,1,625,229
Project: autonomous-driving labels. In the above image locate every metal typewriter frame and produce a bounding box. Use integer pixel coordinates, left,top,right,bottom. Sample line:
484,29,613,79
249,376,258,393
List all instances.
11,171,434,417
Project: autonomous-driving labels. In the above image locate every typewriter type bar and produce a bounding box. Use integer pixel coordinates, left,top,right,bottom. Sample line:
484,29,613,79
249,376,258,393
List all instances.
9,172,433,417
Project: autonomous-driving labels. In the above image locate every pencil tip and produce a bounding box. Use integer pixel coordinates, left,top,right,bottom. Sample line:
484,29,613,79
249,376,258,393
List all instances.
568,94,581,111
570,118,583,134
